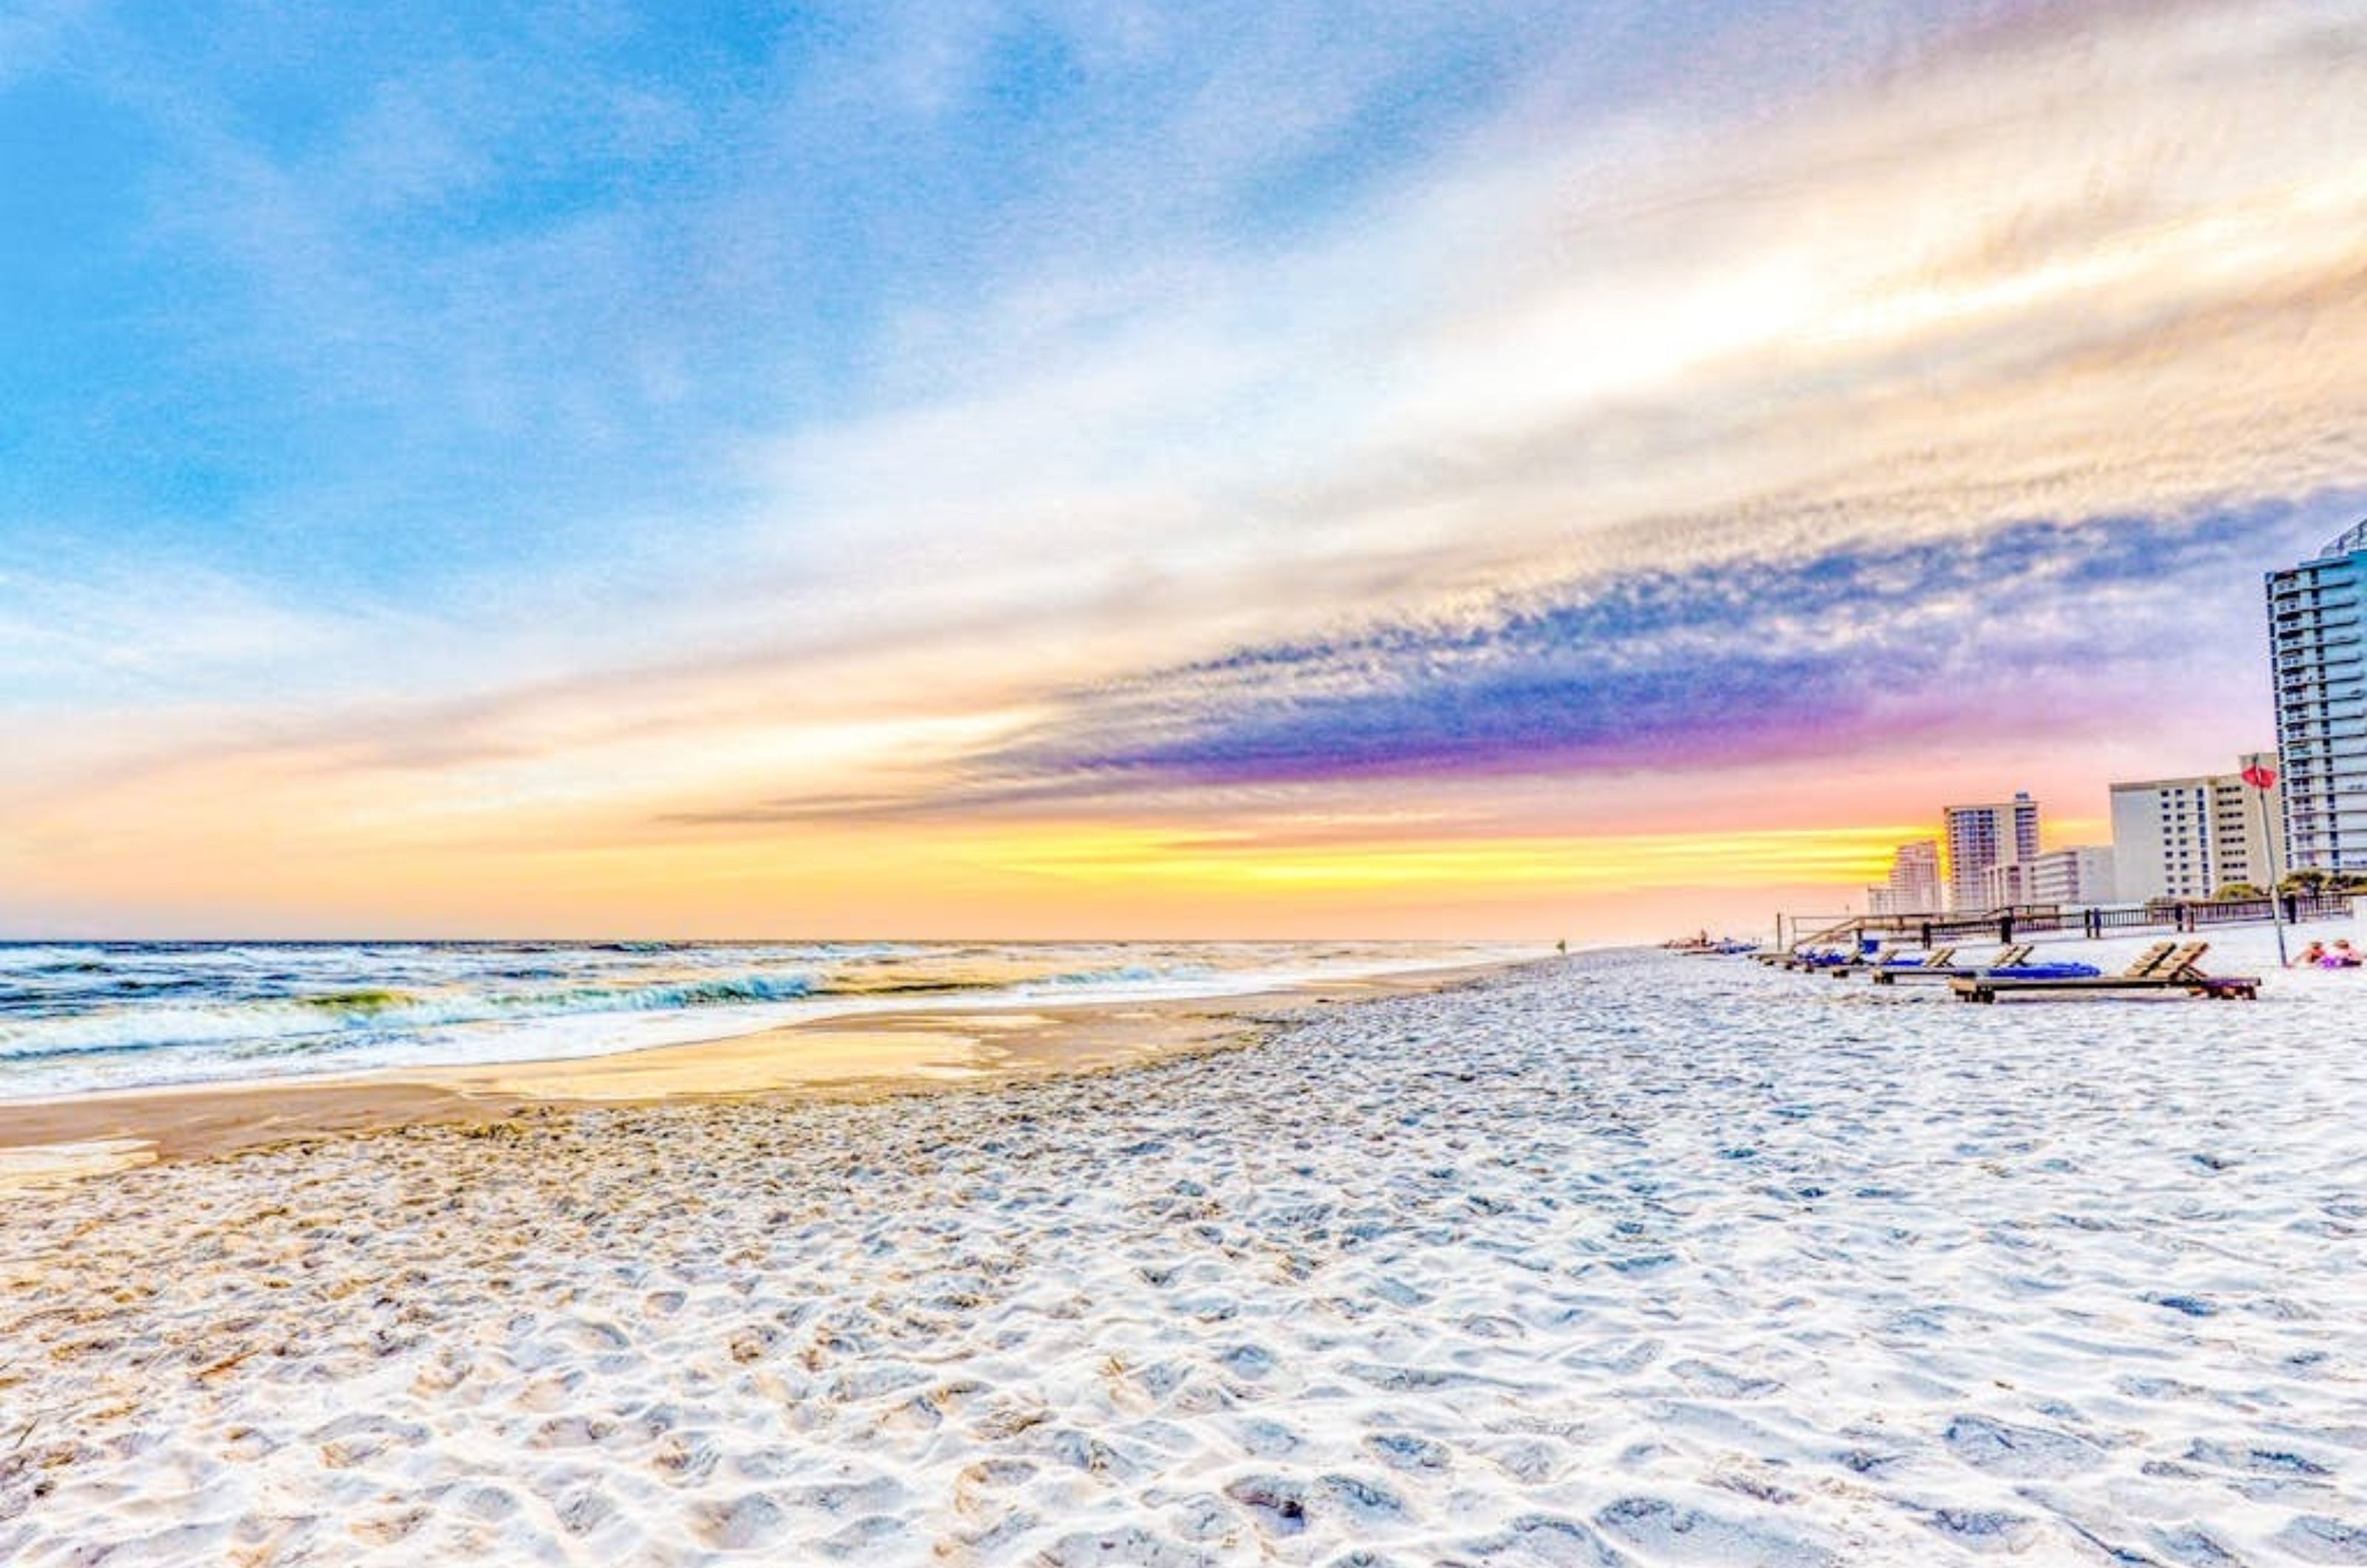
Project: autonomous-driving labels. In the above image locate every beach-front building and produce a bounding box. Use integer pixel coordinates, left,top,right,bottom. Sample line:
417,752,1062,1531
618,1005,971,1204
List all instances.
1867,839,1942,916
1974,846,2109,910
2267,521,2367,872
2020,845,2117,905
1942,794,2039,912
1976,859,2034,910
2109,755,2281,902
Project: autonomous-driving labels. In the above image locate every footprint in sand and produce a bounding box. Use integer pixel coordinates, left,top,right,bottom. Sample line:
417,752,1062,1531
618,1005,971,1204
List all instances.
1940,1413,2101,1479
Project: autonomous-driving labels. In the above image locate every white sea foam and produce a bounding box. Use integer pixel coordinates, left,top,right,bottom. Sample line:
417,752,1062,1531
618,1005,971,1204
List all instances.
2,927,2363,1564
0,940,1522,1100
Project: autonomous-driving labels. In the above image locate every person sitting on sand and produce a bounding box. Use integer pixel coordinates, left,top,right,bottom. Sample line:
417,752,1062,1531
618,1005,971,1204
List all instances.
2328,939,2363,969
2296,941,2327,968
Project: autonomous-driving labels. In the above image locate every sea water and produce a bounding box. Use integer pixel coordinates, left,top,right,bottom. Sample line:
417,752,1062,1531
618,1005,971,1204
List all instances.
0,939,1527,1101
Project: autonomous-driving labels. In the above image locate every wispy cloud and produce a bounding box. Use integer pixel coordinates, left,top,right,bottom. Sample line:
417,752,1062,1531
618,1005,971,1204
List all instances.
4,0,2364,934
707,0,2367,697
675,501,2321,827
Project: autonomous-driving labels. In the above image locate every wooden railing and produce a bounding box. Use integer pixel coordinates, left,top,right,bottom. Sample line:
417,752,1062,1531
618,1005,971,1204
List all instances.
1783,892,2354,950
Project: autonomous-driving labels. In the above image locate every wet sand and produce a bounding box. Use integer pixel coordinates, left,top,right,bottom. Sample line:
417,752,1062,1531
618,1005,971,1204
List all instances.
0,960,1514,1184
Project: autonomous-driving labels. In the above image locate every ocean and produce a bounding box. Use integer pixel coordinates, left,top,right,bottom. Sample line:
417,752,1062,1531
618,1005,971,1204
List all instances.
0,938,1527,1101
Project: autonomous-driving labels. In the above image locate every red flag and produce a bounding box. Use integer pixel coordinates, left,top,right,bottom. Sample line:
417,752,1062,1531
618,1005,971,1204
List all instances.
2242,763,2277,790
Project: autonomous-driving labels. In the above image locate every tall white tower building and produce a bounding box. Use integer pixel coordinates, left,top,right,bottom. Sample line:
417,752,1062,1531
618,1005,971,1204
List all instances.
1868,840,1942,916
1942,794,2039,913
2268,521,2367,871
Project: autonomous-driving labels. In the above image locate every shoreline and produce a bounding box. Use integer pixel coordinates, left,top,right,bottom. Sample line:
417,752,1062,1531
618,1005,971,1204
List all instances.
0,956,1536,1186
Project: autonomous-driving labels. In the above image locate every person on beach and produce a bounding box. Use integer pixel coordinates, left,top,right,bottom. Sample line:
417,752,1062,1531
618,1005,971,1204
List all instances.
2296,941,2327,967
2328,939,2363,968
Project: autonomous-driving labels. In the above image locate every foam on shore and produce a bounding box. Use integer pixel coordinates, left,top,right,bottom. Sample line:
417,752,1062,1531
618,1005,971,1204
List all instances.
3,938,2363,1564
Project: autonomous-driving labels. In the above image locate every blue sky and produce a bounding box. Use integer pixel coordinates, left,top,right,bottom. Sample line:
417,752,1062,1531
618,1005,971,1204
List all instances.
4,2,1585,586
2,0,2363,936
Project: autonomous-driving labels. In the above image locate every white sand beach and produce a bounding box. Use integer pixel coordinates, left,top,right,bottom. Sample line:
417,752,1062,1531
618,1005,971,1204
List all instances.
4,930,2365,1564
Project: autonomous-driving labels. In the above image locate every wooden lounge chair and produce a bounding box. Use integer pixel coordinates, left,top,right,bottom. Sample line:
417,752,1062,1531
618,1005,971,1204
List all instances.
1870,944,2024,984
1951,942,2259,1003
1837,945,1957,979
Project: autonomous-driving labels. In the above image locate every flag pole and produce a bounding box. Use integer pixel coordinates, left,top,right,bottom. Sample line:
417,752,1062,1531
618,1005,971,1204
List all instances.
2245,761,2288,968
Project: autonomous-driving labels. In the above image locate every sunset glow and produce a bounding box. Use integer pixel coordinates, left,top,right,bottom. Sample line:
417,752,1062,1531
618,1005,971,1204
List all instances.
3,1,2362,939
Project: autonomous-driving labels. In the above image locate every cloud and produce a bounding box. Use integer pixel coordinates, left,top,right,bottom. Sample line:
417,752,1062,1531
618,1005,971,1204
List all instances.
0,541,365,697
735,500,2328,819
33,0,2367,658
711,0,2367,695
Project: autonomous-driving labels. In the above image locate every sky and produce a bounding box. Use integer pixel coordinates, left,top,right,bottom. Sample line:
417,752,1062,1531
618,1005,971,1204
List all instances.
1,0,2363,941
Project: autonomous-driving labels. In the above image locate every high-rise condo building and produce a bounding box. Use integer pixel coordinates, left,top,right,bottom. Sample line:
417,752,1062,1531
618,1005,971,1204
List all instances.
1867,839,1942,916
2108,754,2282,902
1942,794,2039,913
2267,521,2367,871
